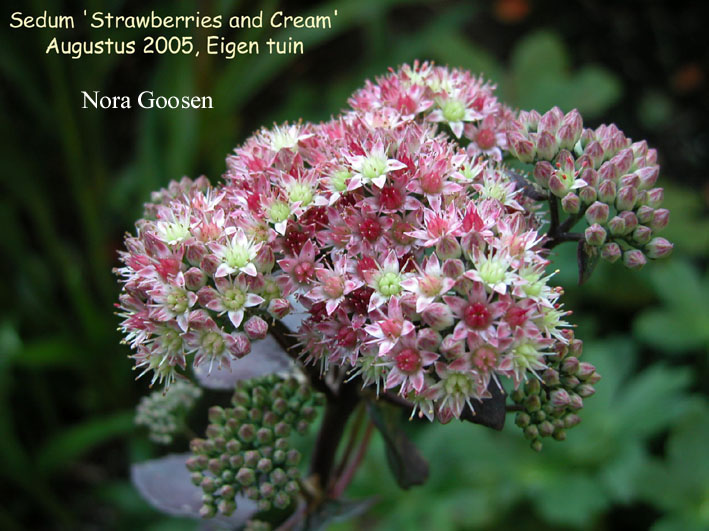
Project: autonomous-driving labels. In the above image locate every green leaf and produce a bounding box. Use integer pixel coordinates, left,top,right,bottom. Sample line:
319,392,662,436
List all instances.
36,411,135,474
511,30,569,82
565,65,622,116
367,402,429,489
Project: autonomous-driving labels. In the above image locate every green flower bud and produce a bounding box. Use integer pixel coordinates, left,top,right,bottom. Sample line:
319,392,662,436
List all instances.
236,467,256,487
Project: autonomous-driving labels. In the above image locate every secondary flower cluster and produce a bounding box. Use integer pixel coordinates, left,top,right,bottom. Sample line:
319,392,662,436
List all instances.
186,375,321,517
508,108,672,266
116,62,671,427
135,380,202,444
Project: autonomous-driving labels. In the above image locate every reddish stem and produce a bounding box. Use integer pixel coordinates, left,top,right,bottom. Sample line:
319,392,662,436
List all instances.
331,422,375,498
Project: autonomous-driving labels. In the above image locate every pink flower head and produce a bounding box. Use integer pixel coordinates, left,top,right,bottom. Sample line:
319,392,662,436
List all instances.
364,297,416,356
197,275,264,329
309,255,362,315
211,228,262,278
400,254,456,313
382,333,438,394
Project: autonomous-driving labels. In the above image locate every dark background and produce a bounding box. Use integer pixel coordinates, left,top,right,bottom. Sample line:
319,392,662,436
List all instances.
0,0,707,529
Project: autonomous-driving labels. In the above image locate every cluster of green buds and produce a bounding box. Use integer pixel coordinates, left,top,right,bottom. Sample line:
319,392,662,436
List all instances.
508,107,672,269
134,381,202,444
511,331,600,451
186,374,323,518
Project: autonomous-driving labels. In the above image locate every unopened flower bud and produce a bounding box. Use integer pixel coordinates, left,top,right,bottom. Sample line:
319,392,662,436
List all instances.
585,224,607,246
238,424,256,443
267,298,291,320
286,449,301,466
616,185,638,211
524,394,542,412
184,267,207,290
534,161,553,188
218,499,236,516
633,225,652,246
597,180,616,203
650,208,670,231
185,242,207,266
200,504,216,518
579,186,598,205
561,356,579,375
611,148,633,174
623,249,647,270
606,216,625,236
636,205,654,224
550,388,571,408
421,302,454,330
542,368,560,386
579,167,598,188
200,254,220,276
568,393,584,410
515,412,531,428
416,327,442,350
645,237,673,259
585,201,609,225
562,375,580,388
523,424,539,440
257,457,273,474
525,378,541,395
519,110,541,131
539,420,555,437
236,467,256,486
587,372,602,385
530,439,543,452
208,406,226,425
564,413,581,428
576,384,596,398
561,193,580,214
509,134,536,163
254,246,275,273
645,187,664,208
553,428,567,441
598,162,618,183
636,166,659,189
584,141,604,168
435,235,461,259
539,107,563,135
232,333,251,358
620,173,640,189
442,258,465,279
576,362,596,380
244,316,268,340
619,211,638,233
536,131,558,160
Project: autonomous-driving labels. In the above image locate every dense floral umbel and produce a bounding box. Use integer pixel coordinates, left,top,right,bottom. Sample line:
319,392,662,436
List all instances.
134,381,202,444
186,375,322,517
116,62,672,431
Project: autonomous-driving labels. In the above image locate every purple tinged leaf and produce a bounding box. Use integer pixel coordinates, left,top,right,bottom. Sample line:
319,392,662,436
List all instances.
194,334,294,390
367,402,429,489
131,453,257,526
577,240,600,284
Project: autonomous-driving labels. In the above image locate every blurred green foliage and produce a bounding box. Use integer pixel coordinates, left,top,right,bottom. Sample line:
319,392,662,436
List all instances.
0,0,707,529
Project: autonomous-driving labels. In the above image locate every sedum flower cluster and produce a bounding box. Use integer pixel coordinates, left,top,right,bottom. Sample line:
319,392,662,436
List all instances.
186,375,322,517
508,108,672,266
116,62,672,432
135,380,202,444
